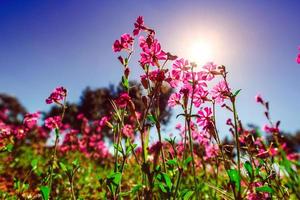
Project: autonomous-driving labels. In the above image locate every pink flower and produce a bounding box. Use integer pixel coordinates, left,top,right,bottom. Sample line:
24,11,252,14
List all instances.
297,47,300,64
46,86,67,104
112,33,134,52
133,16,145,36
115,92,131,108
23,112,41,129
99,116,109,127
197,107,213,129
192,87,208,108
255,94,264,104
45,116,62,129
205,144,219,160
147,69,166,82
202,62,218,81
171,58,190,80
168,93,181,107
122,124,134,139
211,81,230,103
263,124,279,134
139,36,167,66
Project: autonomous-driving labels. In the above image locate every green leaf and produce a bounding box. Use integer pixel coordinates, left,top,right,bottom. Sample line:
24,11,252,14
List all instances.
72,158,79,167
233,89,242,97
6,143,13,152
108,172,122,186
40,186,50,200
158,182,167,193
31,158,38,170
256,186,274,194
59,162,68,172
131,184,142,194
227,169,241,191
244,161,253,178
162,173,172,191
147,114,157,124
182,190,194,200
183,156,192,167
122,76,129,90
166,159,177,166
113,143,123,154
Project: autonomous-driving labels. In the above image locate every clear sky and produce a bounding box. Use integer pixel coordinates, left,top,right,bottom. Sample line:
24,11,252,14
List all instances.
0,0,300,137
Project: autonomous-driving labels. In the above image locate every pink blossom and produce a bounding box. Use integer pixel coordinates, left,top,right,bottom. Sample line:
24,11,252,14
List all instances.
197,107,213,129
133,16,145,36
23,112,41,129
202,62,218,81
147,69,166,82
211,81,230,103
297,47,300,64
112,33,134,52
192,88,208,108
122,124,134,139
263,124,279,134
45,116,62,129
255,94,264,104
205,144,219,160
139,36,167,66
116,92,131,108
99,116,109,127
46,86,67,104
168,93,181,107
171,58,190,80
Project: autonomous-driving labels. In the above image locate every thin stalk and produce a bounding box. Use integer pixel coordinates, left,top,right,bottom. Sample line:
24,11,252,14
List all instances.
231,98,241,199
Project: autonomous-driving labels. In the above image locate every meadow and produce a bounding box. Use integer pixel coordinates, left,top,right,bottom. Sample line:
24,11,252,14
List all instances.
0,16,300,200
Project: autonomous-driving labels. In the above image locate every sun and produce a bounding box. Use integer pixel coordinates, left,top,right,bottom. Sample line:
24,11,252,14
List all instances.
186,39,214,67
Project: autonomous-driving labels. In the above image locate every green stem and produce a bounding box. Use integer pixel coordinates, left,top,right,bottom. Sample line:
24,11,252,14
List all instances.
231,98,241,199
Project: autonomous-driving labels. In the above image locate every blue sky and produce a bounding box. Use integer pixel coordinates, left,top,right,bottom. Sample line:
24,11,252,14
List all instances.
0,1,300,138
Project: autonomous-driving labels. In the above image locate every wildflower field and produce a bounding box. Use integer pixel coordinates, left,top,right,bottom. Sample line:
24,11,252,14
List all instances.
1,14,300,200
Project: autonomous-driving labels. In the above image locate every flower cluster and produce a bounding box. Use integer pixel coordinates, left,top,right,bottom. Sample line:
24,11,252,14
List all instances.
45,86,67,104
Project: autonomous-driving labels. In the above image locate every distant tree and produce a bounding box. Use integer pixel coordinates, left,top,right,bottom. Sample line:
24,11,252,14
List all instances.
46,81,173,139
0,93,26,125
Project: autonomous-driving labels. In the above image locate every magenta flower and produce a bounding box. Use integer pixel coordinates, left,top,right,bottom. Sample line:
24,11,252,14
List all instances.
122,124,134,139
263,124,279,134
23,112,41,129
168,93,181,107
192,87,208,108
297,47,300,64
133,16,145,36
202,62,218,81
112,33,134,52
46,86,67,104
45,116,62,129
255,94,264,104
139,36,167,66
211,81,230,103
171,58,190,80
197,107,213,129
204,144,219,160
116,92,131,108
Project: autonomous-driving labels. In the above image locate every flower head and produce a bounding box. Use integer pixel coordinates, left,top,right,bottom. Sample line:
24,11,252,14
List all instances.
122,124,134,139
197,107,213,129
23,112,41,129
113,33,134,52
116,92,131,108
46,86,67,104
45,116,62,129
133,16,145,36
297,47,300,64
211,81,230,103
168,93,181,107
139,36,167,67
